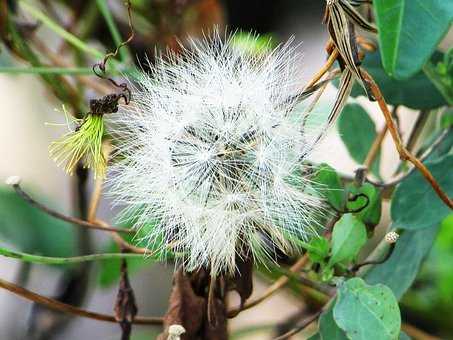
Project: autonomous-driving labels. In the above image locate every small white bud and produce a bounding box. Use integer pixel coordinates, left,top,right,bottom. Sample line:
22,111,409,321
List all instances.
5,176,21,186
385,231,399,244
167,324,186,340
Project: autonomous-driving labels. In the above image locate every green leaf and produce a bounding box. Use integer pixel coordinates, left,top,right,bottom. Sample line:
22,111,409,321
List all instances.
329,214,367,266
338,104,380,177
307,237,330,264
313,163,344,211
403,214,453,309
346,183,382,227
423,130,453,164
365,225,439,299
318,303,348,340
333,278,401,340
348,51,448,110
373,0,453,79
0,187,76,258
391,155,453,230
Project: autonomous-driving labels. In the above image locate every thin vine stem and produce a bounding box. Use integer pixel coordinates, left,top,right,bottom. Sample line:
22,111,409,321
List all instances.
0,66,94,75
304,48,339,90
10,182,133,234
0,246,153,265
95,0,131,62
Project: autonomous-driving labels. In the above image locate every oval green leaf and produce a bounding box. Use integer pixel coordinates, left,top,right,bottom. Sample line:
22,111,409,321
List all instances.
329,214,367,266
333,278,401,340
365,225,439,299
338,104,380,177
348,51,448,110
391,155,453,230
374,0,453,79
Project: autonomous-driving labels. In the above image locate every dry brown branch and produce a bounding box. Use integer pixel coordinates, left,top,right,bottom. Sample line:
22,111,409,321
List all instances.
362,70,453,209
0,277,162,325
305,49,339,90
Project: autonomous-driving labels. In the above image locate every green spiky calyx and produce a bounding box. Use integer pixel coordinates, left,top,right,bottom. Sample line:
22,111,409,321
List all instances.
49,113,106,178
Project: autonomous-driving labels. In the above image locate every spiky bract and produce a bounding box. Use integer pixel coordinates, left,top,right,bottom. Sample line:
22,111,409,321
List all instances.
49,114,106,178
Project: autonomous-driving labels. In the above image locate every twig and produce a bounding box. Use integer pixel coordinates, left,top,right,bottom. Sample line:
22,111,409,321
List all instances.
9,182,133,234
0,277,162,325
362,70,453,209
405,110,430,154
87,141,111,222
272,310,322,340
402,323,441,340
364,124,388,169
298,276,336,297
94,219,149,254
227,255,309,317
304,48,339,90
366,128,451,189
88,175,104,223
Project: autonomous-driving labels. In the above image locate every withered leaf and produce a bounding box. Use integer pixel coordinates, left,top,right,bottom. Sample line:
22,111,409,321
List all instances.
159,269,206,339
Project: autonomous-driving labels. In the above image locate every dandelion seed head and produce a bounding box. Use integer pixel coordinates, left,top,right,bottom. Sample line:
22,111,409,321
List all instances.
108,31,329,276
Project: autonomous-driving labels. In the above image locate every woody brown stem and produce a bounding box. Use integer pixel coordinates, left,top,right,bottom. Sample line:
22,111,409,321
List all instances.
361,70,453,209
305,48,339,90
0,277,162,325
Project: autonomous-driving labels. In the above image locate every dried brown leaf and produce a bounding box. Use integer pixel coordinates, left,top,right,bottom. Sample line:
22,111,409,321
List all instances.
159,269,206,339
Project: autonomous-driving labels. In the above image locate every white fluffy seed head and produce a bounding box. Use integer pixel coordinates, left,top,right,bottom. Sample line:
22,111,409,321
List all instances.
108,32,330,276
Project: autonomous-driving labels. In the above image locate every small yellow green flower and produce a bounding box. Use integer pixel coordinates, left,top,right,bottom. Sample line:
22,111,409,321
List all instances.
49,113,106,178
